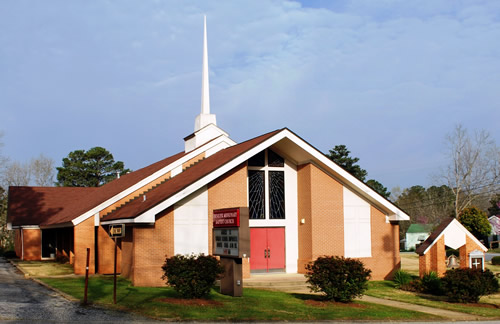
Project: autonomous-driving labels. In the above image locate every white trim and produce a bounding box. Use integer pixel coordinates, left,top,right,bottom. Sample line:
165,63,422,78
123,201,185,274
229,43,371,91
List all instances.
94,212,100,226
7,222,12,230
101,218,153,225
71,135,235,226
130,129,409,223
20,225,40,229
420,219,488,255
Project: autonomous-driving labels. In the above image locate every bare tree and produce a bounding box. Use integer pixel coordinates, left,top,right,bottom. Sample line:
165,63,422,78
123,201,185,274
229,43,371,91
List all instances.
2,161,31,187
0,131,8,175
30,154,55,186
444,124,500,217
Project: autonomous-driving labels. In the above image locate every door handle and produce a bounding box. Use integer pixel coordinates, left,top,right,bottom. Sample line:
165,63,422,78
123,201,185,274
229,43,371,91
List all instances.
264,249,267,258
268,248,271,258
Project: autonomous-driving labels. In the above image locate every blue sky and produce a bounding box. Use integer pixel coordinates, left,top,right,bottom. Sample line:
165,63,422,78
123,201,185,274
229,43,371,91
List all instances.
1,0,499,191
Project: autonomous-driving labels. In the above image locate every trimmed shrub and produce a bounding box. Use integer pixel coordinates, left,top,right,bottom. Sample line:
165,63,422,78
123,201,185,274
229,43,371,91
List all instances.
305,256,371,302
491,256,500,265
161,254,224,299
442,268,499,303
393,270,412,289
421,271,444,295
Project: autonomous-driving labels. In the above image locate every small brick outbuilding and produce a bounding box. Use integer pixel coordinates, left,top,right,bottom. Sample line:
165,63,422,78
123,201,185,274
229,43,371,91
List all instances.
415,217,488,277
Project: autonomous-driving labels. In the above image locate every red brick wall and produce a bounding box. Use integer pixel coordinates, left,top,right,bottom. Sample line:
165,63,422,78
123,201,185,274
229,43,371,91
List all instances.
22,228,41,260
97,225,121,274
459,235,484,269
297,163,344,273
73,217,95,275
419,235,446,277
132,207,174,287
207,163,249,277
297,164,312,272
121,226,134,279
297,163,400,280
361,207,400,280
14,229,22,258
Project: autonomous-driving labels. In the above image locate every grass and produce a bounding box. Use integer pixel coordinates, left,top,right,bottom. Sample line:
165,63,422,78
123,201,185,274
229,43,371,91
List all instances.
12,259,74,277
366,280,500,318
365,253,500,318
38,276,438,321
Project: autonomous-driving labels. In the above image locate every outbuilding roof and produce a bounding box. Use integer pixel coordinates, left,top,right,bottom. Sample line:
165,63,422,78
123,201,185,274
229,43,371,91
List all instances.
415,217,487,255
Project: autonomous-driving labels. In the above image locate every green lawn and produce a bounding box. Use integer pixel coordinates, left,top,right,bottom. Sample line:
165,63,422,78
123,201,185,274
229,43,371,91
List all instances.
366,280,500,318
39,276,438,321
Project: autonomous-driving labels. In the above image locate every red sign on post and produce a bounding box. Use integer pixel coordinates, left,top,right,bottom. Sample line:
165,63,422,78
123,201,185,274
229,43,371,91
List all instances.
213,208,240,227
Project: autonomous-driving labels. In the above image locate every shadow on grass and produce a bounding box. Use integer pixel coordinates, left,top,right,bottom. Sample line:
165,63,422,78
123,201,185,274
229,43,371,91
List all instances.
291,293,325,302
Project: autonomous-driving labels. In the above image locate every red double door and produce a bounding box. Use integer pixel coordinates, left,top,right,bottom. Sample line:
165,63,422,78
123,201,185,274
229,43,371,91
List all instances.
250,227,285,272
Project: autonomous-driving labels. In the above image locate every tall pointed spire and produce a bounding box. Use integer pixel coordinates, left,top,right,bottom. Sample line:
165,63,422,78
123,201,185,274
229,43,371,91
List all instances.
194,15,216,131
201,15,210,115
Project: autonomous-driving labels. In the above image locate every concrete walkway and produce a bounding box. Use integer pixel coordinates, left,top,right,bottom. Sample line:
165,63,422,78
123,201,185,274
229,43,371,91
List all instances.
358,295,487,321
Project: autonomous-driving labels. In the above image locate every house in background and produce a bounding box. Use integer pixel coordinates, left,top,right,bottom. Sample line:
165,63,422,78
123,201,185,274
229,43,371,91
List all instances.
7,18,410,286
488,216,500,248
405,223,432,251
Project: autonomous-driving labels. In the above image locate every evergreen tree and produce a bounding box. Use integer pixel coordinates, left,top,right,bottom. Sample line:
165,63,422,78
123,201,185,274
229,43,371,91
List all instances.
56,147,130,187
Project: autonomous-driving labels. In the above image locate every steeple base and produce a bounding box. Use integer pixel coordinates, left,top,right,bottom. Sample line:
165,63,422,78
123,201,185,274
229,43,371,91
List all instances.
184,123,230,153
195,113,217,132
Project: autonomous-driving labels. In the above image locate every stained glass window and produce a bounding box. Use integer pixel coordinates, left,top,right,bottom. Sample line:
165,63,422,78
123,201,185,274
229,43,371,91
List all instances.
248,150,265,167
269,171,285,219
248,170,265,219
268,149,284,167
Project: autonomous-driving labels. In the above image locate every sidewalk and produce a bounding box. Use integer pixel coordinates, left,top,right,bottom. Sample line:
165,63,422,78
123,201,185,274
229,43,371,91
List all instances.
359,295,487,321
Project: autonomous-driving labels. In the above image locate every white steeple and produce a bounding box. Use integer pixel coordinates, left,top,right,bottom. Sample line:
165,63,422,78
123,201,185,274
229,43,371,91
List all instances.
185,15,234,153
194,15,216,132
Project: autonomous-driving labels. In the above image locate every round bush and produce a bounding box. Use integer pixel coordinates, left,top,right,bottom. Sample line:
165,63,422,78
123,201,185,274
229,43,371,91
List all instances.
442,268,499,303
305,256,371,302
161,254,224,299
491,256,500,265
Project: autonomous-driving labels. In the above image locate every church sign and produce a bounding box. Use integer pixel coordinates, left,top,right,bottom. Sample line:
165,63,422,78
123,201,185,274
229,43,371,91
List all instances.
213,207,250,259
213,208,240,227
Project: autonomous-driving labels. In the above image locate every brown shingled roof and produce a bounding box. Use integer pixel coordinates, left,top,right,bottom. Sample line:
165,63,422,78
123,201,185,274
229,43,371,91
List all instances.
43,151,187,226
415,217,454,255
7,186,98,227
102,129,284,222
8,151,186,227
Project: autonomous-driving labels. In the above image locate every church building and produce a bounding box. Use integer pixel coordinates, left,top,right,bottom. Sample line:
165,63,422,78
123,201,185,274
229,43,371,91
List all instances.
7,17,409,286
